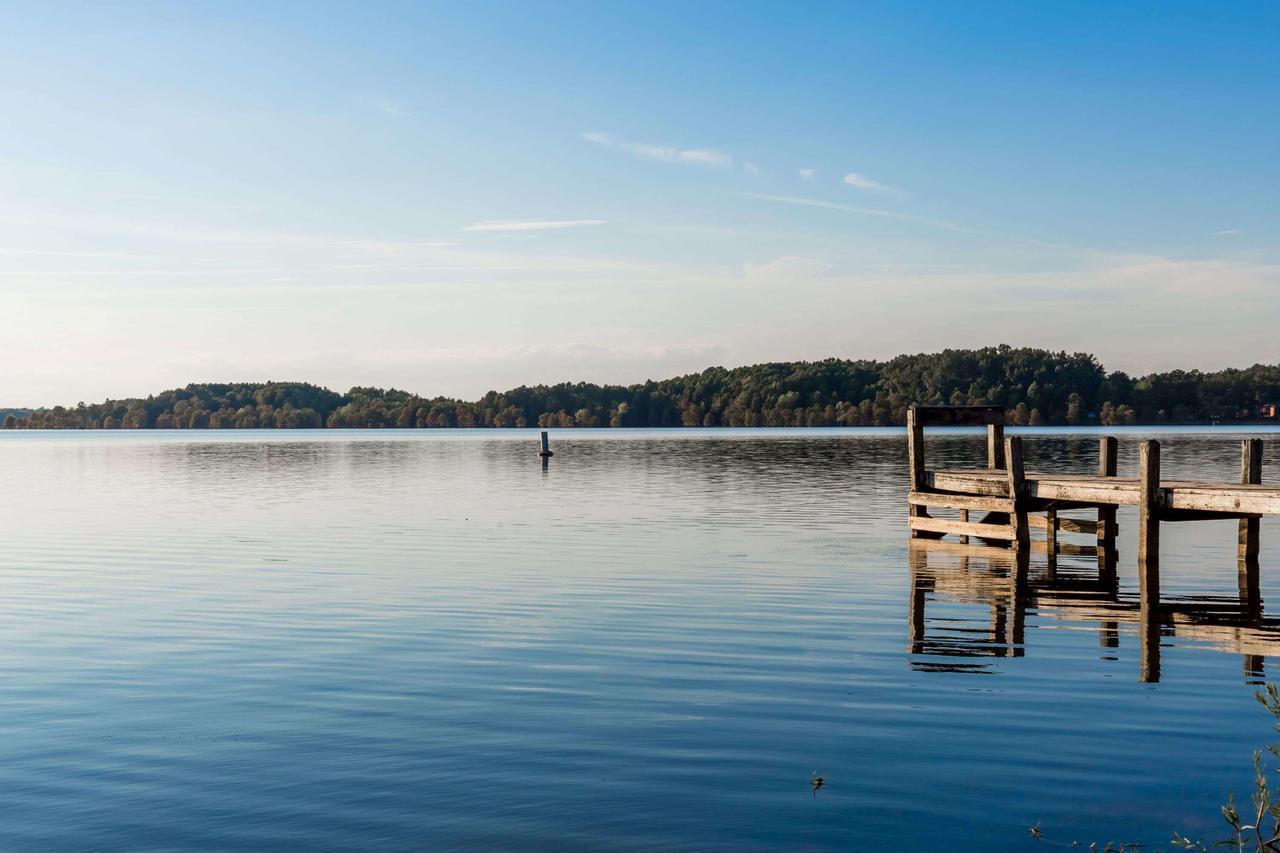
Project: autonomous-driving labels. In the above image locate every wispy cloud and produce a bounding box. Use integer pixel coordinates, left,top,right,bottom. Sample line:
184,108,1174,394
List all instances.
739,192,970,233
673,148,733,167
370,96,409,117
582,132,734,168
843,172,892,191
742,161,762,176
742,256,831,281
1215,228,1241,235
798,168,816,180
463,219,606,232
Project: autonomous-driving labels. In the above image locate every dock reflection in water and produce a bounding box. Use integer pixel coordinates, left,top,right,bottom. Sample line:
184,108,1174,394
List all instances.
908,537,1277,683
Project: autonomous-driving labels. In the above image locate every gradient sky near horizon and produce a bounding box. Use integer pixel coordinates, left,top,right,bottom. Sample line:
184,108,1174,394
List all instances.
3,1,1278,405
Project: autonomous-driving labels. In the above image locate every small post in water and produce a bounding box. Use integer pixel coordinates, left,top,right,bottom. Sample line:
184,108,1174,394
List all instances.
539,430,554,458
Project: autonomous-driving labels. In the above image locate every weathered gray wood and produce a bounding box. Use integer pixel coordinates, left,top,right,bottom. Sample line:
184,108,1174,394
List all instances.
1240,438,1262,561
1005,436,1029,549
1164,486,1280,515
1098,436,1118,548
908,516,1017,541
987,424,1005,470
907,491,1014,512
1138,440,1161,617
925,468,1280,515
926,470,1011,496
906,408,928,535
911,405,1005,427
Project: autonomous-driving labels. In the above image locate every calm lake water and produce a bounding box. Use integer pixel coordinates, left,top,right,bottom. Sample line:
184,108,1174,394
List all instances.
2,427,1279,850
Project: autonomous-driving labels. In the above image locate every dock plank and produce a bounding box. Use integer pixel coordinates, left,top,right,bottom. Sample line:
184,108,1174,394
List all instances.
925,469,1280,516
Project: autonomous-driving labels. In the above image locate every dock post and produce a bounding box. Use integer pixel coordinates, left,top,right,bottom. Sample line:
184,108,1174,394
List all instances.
1138,439,1161,618
1097,437,1118,553
906,408,928,536
1004,436,1029,549
987,422,1005,470
1239,438,1262,562
539,430,554,458
1136,438,1165,683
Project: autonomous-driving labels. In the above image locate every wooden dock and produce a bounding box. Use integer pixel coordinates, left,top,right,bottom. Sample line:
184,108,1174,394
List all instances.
906,404,1275,617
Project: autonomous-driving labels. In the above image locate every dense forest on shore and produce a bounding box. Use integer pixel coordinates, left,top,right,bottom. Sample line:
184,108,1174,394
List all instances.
6,345,1280,430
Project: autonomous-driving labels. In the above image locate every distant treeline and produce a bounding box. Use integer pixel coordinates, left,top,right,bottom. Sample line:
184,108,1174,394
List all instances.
6,345,1280,430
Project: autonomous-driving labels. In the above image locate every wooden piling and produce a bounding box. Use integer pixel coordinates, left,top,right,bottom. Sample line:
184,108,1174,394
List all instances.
1239,438,1262,561
1004,435,1029,549
1097,436,1118,551
907,408,928,536
1138,439,1161,616
539,430,554,458
987,423,1005,470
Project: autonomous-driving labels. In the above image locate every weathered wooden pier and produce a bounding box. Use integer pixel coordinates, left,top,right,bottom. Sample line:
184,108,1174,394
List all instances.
906,405,1277,618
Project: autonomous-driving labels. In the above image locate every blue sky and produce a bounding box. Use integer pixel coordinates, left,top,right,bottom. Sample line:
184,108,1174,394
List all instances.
2,1,1278,404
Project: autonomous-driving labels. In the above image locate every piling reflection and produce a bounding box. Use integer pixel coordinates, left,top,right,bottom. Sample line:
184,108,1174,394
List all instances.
908,538,1277,683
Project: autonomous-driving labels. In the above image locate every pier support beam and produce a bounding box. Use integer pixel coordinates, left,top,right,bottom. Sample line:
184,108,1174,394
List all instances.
1005,436,1029,550
1097,437,1118,552
906,407,929,537
1240,438,1263,562
987,423,1005,470
1138,439,1161,618
1138,441,1164,685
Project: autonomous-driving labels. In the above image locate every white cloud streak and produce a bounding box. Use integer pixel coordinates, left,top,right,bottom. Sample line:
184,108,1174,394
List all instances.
843,172,892,191
798,168,816,179
582,132,734,168
739,192,971,233
463,219,606,232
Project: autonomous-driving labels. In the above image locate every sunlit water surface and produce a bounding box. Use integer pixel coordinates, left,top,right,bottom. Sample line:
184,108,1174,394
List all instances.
2,428,1280,850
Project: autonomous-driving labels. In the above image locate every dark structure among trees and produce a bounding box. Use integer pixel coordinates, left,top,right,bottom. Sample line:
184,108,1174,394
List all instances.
5,345,1280,429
